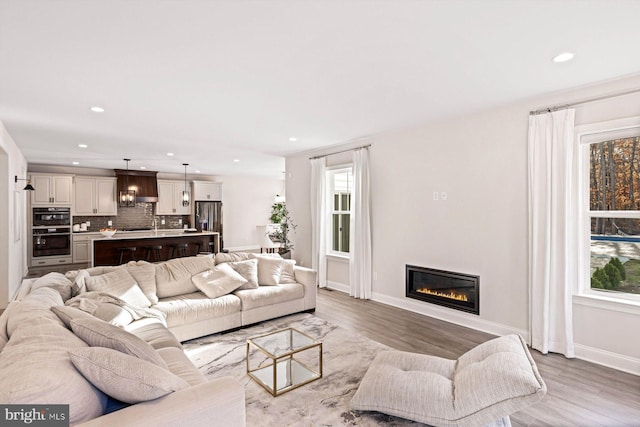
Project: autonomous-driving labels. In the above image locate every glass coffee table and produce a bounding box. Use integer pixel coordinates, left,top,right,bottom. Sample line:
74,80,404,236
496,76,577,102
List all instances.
246,328,322,396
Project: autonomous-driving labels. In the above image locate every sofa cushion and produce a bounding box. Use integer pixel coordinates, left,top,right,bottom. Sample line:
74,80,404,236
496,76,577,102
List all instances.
125,262,159,305
252,255,283,286
0,302,15,352
126,322,183,350
69,347,189,404
155,257,215,298
157,347,207,386
191,263,248,299
51,305,96,328
31,272,73,301
71,318,168,368
93,303,136,327
234,283,304,310
85,268,152,309
279,259,297,284
227,259,259,290
0,303,108,424
154,292,241,328
214,252,253,264
7,287,64,336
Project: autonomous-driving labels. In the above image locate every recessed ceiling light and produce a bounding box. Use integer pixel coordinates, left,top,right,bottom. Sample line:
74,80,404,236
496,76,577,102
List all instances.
552,52,575,63
90,106,105,113
195,170,201,173
233,159,240,163
72,161,79,165
140,166,146,170
78,144,88,148
167,152,174,156
289,137,297,142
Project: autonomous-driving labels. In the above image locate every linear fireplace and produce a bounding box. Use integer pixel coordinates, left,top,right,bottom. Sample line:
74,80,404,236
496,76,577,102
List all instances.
406,265,479,315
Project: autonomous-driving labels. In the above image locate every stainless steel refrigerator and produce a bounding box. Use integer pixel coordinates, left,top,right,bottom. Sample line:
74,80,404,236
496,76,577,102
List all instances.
195,201,223,251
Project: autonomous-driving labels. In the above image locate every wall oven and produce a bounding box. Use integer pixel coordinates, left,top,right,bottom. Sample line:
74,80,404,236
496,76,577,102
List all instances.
32,207,72,261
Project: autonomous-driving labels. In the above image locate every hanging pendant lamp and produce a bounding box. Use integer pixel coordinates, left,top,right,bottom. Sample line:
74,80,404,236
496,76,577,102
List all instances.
119,158,136,207
182,163,190,207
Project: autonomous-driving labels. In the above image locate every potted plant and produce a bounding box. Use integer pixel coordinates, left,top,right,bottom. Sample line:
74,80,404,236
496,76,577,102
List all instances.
269,200,297,258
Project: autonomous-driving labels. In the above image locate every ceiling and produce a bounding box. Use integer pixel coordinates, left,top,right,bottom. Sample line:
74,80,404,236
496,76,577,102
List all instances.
2,1,640,178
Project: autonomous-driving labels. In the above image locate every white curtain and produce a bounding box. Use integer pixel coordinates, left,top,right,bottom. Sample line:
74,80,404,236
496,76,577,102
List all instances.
528,109,576,358
349,147,372,299
310,157,328,288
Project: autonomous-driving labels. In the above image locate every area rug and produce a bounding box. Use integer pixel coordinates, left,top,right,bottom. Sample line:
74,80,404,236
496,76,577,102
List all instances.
182,313,423,426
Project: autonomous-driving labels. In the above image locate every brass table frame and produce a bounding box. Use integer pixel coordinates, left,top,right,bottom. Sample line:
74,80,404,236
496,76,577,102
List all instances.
246,328,323,396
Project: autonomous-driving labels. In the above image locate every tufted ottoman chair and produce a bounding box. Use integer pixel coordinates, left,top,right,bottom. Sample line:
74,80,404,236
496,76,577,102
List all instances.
350,334,546,427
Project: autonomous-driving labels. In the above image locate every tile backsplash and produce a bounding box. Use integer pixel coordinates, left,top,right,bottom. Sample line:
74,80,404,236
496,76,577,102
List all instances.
73,202,190,231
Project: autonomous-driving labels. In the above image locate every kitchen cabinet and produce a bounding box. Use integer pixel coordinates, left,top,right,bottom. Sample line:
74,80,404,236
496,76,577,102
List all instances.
157,180,191,215
72,233,97,263
192,181,222,201
74,177,117,216
30,174,73,206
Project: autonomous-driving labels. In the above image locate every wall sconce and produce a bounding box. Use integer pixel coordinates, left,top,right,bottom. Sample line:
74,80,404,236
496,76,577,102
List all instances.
119,158,136,207
15,176,35,191
182,163,190,207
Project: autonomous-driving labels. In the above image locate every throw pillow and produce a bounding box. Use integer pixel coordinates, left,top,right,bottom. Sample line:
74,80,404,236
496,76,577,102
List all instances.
227,259,259,290
31,272,73,301
253,255,283,286
126,262,159,305
279,259,297,284
191,264,248,299
51,305,96,328
70,318,167,368
214,252,253,265
68,347,189,404
85,269,152,308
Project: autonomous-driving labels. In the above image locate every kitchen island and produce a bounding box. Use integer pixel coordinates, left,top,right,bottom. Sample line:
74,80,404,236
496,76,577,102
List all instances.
90,231,220,266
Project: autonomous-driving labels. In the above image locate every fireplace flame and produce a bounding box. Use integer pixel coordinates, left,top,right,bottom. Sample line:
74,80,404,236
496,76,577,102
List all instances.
417,288,469,302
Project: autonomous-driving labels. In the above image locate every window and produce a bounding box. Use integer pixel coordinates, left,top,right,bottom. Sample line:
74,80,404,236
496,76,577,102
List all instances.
580,120,640,302
327,167,352,255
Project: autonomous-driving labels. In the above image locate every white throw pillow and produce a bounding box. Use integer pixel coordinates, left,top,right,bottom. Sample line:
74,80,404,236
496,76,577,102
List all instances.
69,347,189,404
85,269,152,308
227,259,259,290
51,305,96,328
70,318,167,368
253,255,283,286
191,263,248,299
279,259,297,284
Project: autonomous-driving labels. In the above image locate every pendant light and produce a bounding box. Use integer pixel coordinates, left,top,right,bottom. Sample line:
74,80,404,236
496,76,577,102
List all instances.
119,158,136,207
182,163,190,207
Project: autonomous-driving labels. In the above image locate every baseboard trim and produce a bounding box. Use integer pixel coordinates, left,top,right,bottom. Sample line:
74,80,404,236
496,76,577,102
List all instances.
372,292,529,341
574,344,640,376
326,281,349,294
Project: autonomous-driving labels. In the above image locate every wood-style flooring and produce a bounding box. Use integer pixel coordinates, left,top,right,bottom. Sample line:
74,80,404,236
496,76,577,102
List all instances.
314,288,640,427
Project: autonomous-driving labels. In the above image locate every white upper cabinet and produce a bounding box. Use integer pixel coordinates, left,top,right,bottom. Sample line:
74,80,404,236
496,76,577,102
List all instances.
193,181,222,201
74,176,117,216
30,174,73,206
156,180,191,215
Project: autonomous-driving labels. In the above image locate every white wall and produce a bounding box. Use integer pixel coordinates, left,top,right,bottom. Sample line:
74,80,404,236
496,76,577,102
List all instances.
221,175,284,251
286,73,640,374
0,120,28,308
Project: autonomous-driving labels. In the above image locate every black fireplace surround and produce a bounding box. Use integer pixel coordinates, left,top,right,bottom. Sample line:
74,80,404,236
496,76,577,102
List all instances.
406,265,479,315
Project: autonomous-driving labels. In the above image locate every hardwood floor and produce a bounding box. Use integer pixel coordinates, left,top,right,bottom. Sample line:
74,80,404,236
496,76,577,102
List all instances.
314,288,640,427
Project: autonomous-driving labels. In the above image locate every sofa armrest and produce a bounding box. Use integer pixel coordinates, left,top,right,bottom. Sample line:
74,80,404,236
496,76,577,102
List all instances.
294,266,317,311
76,377,245,427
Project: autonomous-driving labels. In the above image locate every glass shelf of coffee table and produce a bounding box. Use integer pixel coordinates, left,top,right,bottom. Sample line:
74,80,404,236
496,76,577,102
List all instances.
246,328,322,396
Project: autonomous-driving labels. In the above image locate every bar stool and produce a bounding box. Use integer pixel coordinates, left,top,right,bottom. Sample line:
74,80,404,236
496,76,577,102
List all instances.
144,245,163,262
117,247,137,264
169,243,189,259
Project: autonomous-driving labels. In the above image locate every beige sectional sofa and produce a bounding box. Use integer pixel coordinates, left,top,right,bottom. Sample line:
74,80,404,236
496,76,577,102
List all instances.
0,252,317,426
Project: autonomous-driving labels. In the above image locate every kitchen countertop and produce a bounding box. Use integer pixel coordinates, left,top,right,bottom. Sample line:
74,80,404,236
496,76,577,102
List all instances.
91,230,218,241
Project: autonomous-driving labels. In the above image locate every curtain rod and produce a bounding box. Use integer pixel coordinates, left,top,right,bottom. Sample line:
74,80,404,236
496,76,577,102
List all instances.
529,88,640,115
308,144,371,160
